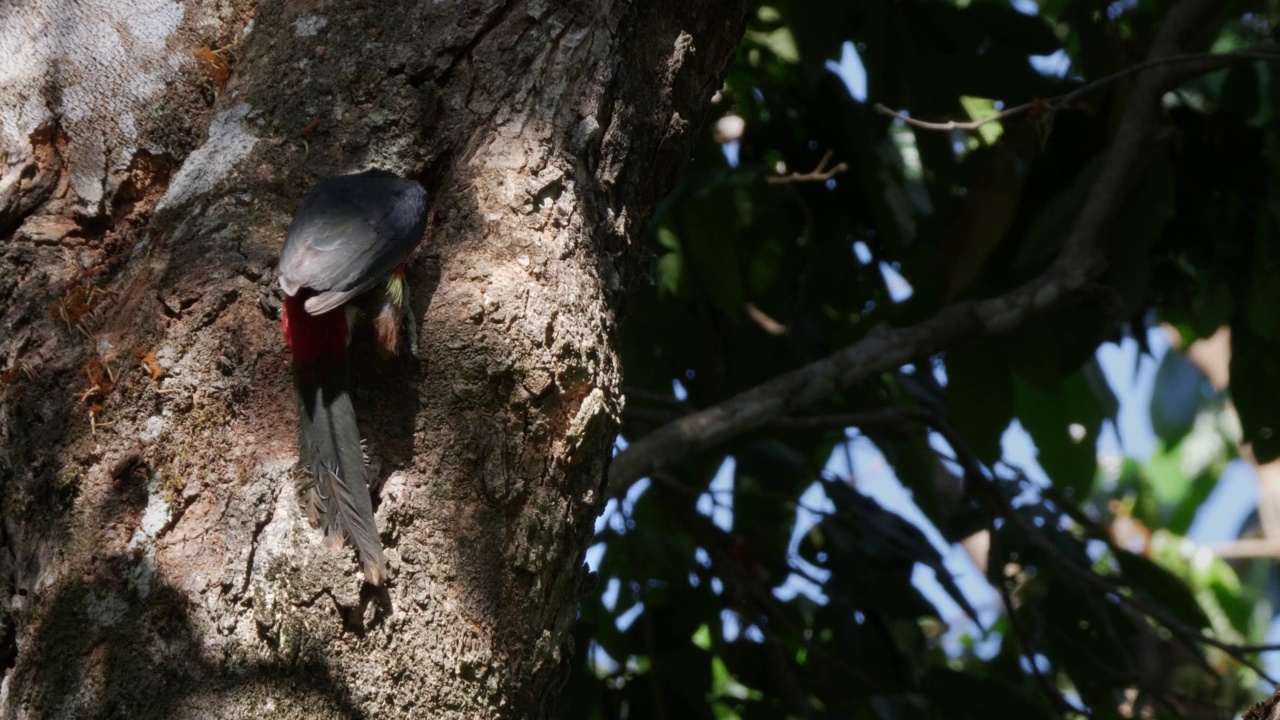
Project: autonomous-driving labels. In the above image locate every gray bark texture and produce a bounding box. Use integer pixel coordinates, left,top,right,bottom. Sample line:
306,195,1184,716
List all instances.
0,0,746,717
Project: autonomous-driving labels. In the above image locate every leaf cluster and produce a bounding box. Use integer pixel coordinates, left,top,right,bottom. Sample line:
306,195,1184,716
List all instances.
563,1,1280,717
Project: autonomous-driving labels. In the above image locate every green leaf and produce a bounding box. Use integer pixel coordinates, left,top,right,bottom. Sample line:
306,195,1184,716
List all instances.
675,188,748,319
958,96,1003,145
656,225,682,251
1245,201,1280,344
775,0,856,79
1149,350,1213,445
1230,322,1280,462
1189,278,1233,338
877,433,947,530
940,123,1039,302
1141,443,1196,517
1122,413,1228,538
1200,558,1256,637
1220,61,1270,126
945,342,1016,464
1107,153,1176,318
1012,155,1105,273
657,252,685,297
923,667,1054,720
744,27,800,64
1013,371,1104,497
963,3,1060,55
1082,357,1120,421
1114,549,1212,630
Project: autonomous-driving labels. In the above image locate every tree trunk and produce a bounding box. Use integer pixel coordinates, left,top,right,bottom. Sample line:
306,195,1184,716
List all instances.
0,1,745,716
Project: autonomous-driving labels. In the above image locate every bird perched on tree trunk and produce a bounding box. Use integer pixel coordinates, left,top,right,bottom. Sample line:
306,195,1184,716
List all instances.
278,169,429,585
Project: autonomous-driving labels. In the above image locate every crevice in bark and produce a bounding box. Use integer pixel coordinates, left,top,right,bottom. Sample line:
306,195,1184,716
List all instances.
0,615,15,680
240,492,275,598
110,152,177,228
0,118,68,238
437,0,528,87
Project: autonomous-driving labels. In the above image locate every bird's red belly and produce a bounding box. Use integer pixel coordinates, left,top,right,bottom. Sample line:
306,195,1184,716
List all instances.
281,294,348,382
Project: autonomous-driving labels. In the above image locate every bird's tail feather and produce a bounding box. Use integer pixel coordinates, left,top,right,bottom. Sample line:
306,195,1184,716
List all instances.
296,357,387,584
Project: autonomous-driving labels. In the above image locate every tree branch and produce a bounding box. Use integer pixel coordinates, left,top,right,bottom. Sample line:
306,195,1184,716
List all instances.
1208,538,1280,559
608,0,1231,499
609,271,1079,496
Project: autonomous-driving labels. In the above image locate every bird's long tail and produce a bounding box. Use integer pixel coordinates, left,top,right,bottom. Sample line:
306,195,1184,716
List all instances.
295,356,388,584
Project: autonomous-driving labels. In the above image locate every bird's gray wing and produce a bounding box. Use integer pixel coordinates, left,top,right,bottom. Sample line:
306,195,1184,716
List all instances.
278,170,428,315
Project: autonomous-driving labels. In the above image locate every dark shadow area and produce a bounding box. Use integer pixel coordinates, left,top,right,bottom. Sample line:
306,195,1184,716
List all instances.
0,444,368,718
350,249,440,490
15,554,368,720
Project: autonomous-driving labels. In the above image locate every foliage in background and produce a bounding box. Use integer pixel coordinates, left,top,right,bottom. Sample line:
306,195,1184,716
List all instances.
562,0,1280,717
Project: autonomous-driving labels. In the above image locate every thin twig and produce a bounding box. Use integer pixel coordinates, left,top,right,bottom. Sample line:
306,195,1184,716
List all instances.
656,477,873,687
647,401,1277,703
1015,472,1280,662
744,302,788,335
769,403,1280,684
989,517,1088,716
1044,621,1235,718
637,399,1280,670
873,103,1027,133
766,149,848,185
921,410,1280,685
650,474,837,596
874,46,1280,133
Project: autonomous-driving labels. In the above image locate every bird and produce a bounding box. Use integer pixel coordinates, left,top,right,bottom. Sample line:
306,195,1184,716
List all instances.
277,169,429,584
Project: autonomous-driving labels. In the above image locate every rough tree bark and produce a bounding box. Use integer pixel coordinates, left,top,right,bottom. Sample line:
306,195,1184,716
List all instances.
0,1,746,717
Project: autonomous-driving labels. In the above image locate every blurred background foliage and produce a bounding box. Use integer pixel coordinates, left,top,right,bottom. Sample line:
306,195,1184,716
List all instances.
560,0,1280,717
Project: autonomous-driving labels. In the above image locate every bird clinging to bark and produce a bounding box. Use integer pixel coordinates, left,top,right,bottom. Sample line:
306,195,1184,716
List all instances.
278,169,429,584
